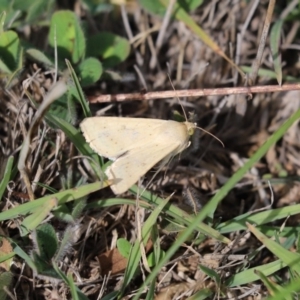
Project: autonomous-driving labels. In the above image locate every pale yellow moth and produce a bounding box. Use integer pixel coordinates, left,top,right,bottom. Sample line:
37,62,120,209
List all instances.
80,117,197,195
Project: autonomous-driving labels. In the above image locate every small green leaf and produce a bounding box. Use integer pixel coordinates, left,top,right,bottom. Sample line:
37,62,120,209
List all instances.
0,30,20,73
77,57,102,86
49,10,85,64
35,223,58,261
199,264,221,285
117,238,131,258
147,251,165,268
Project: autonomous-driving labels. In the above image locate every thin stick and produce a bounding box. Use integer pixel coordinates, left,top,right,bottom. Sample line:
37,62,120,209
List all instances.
88,83,300,103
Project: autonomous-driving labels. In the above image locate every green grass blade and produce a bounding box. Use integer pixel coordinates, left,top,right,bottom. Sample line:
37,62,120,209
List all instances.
266,276,300,300
130,186,230,244
20,198,58,236
132,107,300,300
120,196,171,296
217,204,300,233
65,59,91,118
0,156,14,201
270,20,283,86
248,223,300,274
0,182,105,221
12,241,37,272
226,259,286,287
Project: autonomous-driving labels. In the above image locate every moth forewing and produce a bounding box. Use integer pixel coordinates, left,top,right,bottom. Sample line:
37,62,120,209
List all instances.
80,117,169,159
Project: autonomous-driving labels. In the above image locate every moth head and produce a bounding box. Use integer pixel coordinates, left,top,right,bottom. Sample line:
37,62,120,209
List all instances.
185,122,197,136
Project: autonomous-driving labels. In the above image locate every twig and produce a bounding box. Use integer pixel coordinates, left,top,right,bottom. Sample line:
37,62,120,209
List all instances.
88,83,300,103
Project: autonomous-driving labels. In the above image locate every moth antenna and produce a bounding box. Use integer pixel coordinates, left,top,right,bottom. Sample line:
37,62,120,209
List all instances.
166,73,223,147
167,72,188,122
196,126,225,148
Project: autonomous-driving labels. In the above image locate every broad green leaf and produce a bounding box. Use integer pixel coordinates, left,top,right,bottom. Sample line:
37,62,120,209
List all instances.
77,57,102,86
35,223,58,260
117,238,131,259
49,10,85,64
0,30,20,72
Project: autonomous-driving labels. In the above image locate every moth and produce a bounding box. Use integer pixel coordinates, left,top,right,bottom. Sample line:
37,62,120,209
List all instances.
80,117,196,194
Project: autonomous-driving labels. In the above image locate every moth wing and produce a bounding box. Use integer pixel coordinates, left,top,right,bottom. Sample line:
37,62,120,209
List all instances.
80,117,168,159
106,140,181,194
